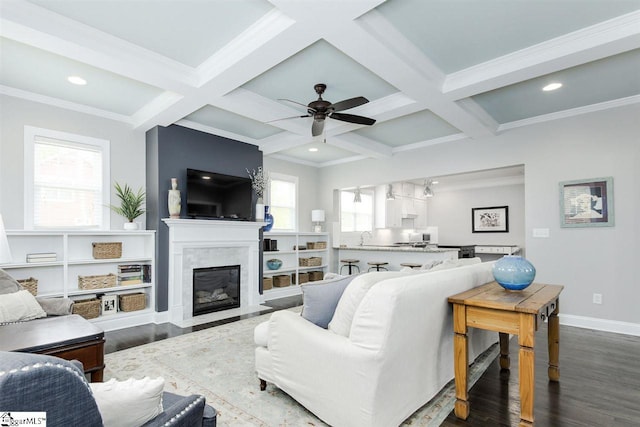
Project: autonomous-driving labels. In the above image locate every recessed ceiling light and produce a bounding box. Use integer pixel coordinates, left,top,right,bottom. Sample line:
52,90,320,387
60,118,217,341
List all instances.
202,175,211,180
309,147,318,152
543,82,562,92
67,75,87,86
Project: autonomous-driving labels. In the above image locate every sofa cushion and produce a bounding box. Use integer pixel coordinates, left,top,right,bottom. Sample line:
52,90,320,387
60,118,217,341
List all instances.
0,269,22,294
429,257,482,272
300,274,359,328
254,320,270,347
0,290,47,323
90,377,164,427
328,271,409,337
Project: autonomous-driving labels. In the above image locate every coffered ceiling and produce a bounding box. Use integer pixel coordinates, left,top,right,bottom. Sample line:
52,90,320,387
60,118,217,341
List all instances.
1,0,639,167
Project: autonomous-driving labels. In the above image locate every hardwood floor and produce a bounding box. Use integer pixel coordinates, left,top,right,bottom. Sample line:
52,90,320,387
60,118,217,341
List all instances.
106,299,640,426
442,325,640,426
104,295,302,354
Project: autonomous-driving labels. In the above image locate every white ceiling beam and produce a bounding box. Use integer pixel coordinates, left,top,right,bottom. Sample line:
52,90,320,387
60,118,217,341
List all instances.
0,1,197,92
326,133,393,159
444,11,640,99
327,11,497,138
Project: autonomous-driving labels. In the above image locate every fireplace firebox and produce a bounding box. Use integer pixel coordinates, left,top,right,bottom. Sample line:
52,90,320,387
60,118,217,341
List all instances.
192,265,241,316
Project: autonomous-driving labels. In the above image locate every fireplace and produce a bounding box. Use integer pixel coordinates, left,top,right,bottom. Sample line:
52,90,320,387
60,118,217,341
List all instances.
192,265,241,316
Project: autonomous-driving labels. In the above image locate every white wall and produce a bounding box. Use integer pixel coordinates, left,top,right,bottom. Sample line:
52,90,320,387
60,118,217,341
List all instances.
263,156,321,233
429,183,525,249
0,95,146,229
316,104,640,329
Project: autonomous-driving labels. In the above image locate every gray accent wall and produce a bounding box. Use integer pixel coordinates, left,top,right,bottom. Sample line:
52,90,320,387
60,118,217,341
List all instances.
146,124,262,312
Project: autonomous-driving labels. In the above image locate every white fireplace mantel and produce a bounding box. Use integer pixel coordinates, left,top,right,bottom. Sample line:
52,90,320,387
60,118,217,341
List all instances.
163,218,265,326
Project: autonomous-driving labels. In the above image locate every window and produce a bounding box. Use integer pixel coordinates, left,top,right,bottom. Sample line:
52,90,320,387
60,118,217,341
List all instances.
24,126,110,230
269,173,297,231
340,190,373,232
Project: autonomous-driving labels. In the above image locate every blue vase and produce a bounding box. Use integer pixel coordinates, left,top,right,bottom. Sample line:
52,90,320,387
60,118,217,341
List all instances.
492,255,536,291
263,206,274,232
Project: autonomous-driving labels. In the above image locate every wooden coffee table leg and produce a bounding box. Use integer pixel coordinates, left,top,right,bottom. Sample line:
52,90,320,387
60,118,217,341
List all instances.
453,304,469,419
519,313,535,427
548,301,560,381
499,332,510,370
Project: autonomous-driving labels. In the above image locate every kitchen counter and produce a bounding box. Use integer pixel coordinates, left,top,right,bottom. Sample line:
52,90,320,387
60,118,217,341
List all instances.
338,245,458,272
340,245,456,253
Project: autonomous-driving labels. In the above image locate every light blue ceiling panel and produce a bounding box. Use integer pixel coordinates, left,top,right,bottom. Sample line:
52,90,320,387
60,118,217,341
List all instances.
241,40,398,105
374,0,640,73
184,105,284,140
27,0,274,67
354,109,460,147
0,37,163,115
276,141,361,164
472,49,640,124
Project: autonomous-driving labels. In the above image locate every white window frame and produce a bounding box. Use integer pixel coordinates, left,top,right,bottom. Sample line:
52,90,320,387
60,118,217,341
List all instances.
268,172,298,232
340,189,374,232
24,126,111,230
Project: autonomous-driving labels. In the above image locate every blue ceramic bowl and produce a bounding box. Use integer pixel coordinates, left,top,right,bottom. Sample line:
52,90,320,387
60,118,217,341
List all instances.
492,255,536,291
266,259,282,270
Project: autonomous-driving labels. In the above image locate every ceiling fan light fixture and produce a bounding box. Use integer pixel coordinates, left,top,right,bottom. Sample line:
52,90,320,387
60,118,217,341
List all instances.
543,82,562,92
353,187,362,203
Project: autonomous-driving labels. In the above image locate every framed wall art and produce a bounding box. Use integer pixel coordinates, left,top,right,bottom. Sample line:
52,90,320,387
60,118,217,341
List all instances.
559,177,614,228
472,206,509,233
101,294,118,315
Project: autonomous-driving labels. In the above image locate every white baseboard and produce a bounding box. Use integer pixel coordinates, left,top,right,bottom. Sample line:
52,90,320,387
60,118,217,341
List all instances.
559,314,640,337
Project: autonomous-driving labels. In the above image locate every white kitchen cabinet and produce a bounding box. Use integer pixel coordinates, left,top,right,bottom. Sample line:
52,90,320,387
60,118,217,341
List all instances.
401,182,415,197
262,231,330,300
414,199,428,229
375,185,403,228
4,230,156,331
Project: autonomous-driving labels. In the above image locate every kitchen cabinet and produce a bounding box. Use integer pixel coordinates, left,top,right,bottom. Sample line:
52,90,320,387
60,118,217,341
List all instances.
375,185,403,228
414,199,428,228
401,182,415,197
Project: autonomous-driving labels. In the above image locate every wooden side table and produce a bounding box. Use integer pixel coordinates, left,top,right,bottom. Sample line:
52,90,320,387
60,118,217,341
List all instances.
448,281,564,427
0,315,105,382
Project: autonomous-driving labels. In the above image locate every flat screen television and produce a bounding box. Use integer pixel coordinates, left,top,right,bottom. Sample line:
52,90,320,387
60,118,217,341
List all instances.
186,168,253,220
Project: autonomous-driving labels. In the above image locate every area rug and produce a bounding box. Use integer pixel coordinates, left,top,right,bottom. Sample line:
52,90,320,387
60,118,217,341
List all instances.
105,310,498,426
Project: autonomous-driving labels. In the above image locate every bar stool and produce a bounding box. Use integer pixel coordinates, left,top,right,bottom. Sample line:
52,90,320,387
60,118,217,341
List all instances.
400,262,421,270
367,261,389,272
340,259,360,275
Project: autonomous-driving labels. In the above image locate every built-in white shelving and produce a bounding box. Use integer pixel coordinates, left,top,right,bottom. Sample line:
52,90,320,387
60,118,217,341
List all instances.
263,231,330,300
3,230,156,331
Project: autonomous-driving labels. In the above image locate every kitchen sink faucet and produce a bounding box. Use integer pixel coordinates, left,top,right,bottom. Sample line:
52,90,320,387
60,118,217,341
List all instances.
359,231,372,246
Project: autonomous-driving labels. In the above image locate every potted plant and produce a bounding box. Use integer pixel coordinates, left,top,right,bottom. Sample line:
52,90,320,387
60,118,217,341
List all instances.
109,182,146,230
247,167,269,220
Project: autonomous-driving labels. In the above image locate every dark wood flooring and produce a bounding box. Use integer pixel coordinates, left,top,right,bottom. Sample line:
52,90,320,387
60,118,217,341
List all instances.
104,295,302,353
106,299,640,426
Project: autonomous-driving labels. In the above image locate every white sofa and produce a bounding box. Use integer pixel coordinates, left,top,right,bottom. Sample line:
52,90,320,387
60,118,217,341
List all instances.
254,261,498,427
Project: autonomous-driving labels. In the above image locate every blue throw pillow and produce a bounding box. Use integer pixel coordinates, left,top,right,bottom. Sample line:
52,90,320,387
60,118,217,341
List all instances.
301,274,359,328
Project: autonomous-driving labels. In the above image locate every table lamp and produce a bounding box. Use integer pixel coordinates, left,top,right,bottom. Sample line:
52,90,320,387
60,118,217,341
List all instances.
0,214,13,264
311,210,325,233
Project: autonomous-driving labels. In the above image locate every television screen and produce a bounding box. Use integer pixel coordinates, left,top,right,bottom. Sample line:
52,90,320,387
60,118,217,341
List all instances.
186,168,253,220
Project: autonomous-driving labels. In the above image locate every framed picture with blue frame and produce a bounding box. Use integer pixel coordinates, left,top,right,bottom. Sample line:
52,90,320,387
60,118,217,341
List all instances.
559,177,614,228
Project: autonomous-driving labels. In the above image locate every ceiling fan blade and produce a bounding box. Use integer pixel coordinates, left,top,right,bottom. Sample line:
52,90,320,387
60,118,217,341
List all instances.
330,96,369,112
330,112,376,126
312,119,325,136
265,114,311,124
278,98,315,112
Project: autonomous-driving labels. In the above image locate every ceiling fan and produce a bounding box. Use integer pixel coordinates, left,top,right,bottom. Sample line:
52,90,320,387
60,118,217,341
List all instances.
272,83,376,137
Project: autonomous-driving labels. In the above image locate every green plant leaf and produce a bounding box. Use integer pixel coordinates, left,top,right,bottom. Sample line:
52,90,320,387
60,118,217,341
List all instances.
109,182,146,222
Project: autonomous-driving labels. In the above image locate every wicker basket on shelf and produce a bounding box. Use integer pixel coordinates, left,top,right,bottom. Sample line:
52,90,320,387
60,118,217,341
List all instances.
78,273,117,290
306,241,327,249
17,277,38,296
263,277,273,290
72,298,101,319
273,275,291,287
299,257,322,267
308,271,324,281
119,293,146,312
92,242,122,259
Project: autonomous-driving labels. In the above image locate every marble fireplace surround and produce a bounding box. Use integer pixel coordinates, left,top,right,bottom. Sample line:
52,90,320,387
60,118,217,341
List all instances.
163,219,265,327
